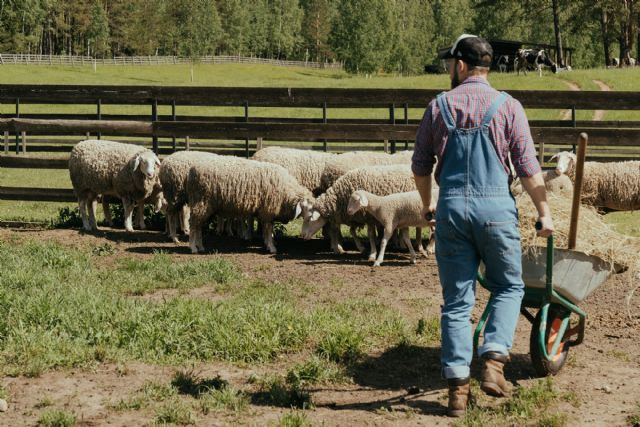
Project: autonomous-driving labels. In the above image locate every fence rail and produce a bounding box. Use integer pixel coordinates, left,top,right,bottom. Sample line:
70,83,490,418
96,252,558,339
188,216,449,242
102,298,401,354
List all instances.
1,84,640,207
0,54,343,69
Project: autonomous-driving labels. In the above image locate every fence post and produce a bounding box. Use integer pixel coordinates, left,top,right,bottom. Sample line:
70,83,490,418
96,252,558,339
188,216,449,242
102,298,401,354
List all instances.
172,100,177,152
20,131,26,154
384,140,389,153
14,98,19,154
185,136,190,150
404,103,409,150
4,131,8,154
96,98,102,140
571,106,577,153
257,137,263,151
244,101,249,158
389,104,396,154
322,101,328,152
151,98,158,154
538,141,545,166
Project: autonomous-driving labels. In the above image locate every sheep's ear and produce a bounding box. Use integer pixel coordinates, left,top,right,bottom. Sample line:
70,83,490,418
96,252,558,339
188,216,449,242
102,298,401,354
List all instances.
154,154,161,166
311,210,321,221
293,202,302,219
133,155,141,172
549,153,559,162
359,193,369,207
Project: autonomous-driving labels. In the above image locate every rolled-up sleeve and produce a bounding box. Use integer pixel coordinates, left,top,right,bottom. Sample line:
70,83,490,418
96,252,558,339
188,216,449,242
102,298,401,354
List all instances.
412,104,437,177
508,99,541,177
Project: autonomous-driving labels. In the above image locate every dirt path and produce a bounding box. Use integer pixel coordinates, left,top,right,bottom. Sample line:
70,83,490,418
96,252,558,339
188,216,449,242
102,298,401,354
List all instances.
0,228,639,426
592,79,612,121
561,80,581,120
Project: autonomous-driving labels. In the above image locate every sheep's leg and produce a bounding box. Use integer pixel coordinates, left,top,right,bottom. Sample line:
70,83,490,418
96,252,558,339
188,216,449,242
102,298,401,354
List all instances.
102,198,113,227
189,223,200,253
181,205,190,235
262,221,277,254
322,223,331,241
330,224,345,254
373,227,394,267
367,224,377,262
401,228,417,264
426,226,436,255
224,218,234,237
122,199,135,232
350,226,365,253
167,208,179,243
88,197,98,231
215,216,224,236
136,201,146,230
416,227,429,257
79,198,91,231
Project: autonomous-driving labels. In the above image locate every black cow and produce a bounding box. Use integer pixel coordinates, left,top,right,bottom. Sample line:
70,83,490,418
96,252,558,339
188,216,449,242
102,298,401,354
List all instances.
515,49,557,76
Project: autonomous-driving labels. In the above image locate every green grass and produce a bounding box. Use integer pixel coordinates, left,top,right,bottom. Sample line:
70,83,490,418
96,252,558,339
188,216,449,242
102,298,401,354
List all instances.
154,397,195,425
454,378,566,427
604,211,640,237
0,239,426,377
198,386,249,415
273,410,313,427
628,402,640,426
37,409,77,427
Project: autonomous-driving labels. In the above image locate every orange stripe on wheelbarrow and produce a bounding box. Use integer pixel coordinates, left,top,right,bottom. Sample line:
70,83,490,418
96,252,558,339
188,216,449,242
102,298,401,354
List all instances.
546,318,566,362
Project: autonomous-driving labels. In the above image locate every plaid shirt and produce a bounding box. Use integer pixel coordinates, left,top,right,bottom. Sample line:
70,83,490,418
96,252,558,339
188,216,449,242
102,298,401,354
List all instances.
411,76,541,182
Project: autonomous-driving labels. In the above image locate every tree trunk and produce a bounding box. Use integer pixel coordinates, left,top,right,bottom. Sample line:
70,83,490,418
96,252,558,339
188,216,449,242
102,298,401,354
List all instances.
620,0,635,65
600,7,611,66
552,0,564,66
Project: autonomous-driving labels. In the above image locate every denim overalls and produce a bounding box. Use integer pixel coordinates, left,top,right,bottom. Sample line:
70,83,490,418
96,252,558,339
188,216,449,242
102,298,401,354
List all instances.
434,91,525,380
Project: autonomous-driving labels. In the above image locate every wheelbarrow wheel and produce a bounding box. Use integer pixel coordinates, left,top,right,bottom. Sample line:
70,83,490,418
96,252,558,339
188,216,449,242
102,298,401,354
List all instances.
530,304,570,377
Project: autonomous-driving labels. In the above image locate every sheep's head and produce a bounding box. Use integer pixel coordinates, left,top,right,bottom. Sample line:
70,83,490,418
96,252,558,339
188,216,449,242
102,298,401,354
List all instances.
133,151,161,179
347,190,369,216
550,151,576,176
300,205,326,240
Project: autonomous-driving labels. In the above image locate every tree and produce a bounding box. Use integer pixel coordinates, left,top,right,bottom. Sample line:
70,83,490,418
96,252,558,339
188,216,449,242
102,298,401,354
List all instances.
389,0,437,74
267,0,304,59
300,0,337,62
330,0,394,74
87,0,109,57
218,0,251,56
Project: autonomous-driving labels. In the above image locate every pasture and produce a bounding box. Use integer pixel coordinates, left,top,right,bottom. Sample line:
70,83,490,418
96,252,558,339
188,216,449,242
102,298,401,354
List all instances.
1,64,640,426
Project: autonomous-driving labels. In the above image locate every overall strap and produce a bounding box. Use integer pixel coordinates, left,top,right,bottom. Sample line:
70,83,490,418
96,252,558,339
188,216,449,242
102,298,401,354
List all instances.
436,92,456,131
481,91,509,127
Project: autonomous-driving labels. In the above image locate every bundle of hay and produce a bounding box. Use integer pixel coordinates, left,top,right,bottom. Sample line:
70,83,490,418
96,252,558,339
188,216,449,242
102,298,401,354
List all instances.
516,193,640,279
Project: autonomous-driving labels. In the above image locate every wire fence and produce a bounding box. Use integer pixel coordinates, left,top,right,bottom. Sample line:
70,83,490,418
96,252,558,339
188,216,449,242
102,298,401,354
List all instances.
0,53,343,69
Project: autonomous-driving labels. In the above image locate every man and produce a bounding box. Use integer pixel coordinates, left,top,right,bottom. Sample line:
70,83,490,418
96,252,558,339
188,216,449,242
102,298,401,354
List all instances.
412,34,554,417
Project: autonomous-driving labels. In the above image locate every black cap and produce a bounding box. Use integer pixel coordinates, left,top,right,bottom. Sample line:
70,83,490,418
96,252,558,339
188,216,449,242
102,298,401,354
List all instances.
438,34,493,67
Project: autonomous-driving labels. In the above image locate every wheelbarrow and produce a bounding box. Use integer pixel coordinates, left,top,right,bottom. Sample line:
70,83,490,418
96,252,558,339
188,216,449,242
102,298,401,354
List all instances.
473,234,618,376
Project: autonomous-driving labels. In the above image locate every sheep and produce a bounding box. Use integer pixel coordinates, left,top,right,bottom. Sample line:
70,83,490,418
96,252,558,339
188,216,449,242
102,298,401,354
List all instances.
251,146,337,196
69,139,161,232
347,190,437,266
187,157,312,254
300,164,422,260
159,150,226,243
552,151,640,210
319,150,413,192
101,179,166,230
510,170,574,197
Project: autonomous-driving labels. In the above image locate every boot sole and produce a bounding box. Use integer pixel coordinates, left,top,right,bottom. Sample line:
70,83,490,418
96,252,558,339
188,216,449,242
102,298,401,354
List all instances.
481,381,510,397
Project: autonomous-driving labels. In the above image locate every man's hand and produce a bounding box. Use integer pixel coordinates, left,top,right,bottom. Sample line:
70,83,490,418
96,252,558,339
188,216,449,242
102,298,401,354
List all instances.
536,215,554,238
421,203,437,226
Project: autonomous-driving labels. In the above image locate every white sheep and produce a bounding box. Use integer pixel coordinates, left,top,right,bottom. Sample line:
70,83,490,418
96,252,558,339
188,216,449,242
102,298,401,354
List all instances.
69,139,161,232
159,150,224,243
300,164,420,260
101,180,166,230
251,146,337,196
187,157,312,254
552,151,640,210
319,150,413,192
347,190,436,266
510,169,573,197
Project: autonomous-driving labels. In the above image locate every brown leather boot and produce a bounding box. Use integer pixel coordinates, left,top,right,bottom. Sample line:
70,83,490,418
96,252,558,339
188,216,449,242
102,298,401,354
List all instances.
480,351,513,397
447,377,471,417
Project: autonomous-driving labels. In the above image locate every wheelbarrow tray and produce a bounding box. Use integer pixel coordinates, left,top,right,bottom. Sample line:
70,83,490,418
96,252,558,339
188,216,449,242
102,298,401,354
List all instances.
521,246,616,304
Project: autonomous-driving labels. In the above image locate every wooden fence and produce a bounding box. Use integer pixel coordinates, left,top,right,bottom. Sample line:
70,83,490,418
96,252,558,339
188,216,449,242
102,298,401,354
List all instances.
0,54,343,69
1,84,640,206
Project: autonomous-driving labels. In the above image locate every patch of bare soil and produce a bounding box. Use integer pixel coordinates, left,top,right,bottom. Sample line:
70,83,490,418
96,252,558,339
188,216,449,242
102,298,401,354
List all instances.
1,228,639,426
561,80,581,121
592,80,612,121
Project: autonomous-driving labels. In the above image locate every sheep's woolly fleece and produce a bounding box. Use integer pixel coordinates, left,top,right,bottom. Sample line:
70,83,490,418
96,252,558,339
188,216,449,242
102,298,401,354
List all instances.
319,150,413,192
251,146,336,195
568,161,640,210
159,150,222,209
187,157,312,221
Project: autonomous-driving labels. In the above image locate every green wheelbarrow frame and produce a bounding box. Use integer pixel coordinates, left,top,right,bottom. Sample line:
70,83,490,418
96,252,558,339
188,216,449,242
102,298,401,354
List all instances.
473,235,588,376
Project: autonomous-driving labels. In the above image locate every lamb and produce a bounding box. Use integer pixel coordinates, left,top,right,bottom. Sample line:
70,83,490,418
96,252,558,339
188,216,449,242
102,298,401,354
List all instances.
552,151,640,210
300,164,422,260
187,157,312,254
69,139,161,232
251,146,337,196
510,170,573,197
319,150,413,192
101,178,166,230
347,190,437,266
159,150,224,242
